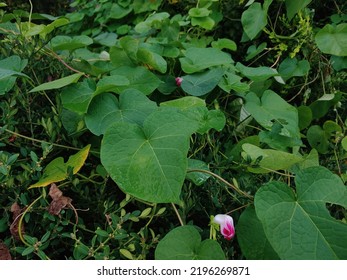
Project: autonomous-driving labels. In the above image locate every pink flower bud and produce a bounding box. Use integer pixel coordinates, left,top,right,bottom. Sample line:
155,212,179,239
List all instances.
175,77,183,86
213,214,235,240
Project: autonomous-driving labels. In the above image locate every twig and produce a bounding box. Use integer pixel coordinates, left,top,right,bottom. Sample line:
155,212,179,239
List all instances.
171,203,184,226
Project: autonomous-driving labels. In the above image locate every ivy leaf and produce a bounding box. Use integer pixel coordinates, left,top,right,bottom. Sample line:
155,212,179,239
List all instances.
315,24,347,56
101,108,199,203
85,90,157,136
29,145,91,188
255,166,347,259
155,226,225,260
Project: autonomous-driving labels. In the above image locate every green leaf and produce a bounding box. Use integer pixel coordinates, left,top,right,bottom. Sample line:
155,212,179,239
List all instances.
285,0,312,20
237,206,279,260
85,90,157,136
29,145,90,188
189,8,210,18
186,159,211,186
137,48,167,73
109,3,132,19
244,91,300,140
160,96,206,110
181,68,225,96
101,108,199,203
236,62,280,82
110,66,162,95
241,143,303,173
50,35,93,51
179,47,232,74
73,242,89,259
30,73,83,93
297,105,312,130
245,42,267,61
342,136,347,151
315,24,347,56
219,71,250,93
241,2,267,40
255,166,347,259
278,58,310,81
61,79,95,114
94,75,130,95
211,38,237,51
191,16,215,30
307,125,329,154
155,226,225,260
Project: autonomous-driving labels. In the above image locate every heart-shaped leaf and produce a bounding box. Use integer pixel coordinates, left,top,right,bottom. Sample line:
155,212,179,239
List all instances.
241,2,267,40
237,206,279,260
255,166,347,259
179,47,232,74
85,90,157,136
155,226,225,260
101,108,199,203
181,68,225,96
29,145,91,188
315,23,347,56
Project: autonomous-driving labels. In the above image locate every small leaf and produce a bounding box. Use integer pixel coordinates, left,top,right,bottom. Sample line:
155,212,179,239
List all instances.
120,249,133,260
30,73,83,93
278,58,310,80
29,145,90,188
137,48,167,74
211,38,237,51
155,226,225,260
285,0,312,20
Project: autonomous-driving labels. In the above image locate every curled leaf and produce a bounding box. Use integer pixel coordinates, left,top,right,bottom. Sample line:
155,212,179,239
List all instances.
48,184,72,216
0,241,11,260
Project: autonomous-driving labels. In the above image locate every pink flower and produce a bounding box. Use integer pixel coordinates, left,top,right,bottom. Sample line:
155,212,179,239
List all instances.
175,77,183,86
213,214,235,240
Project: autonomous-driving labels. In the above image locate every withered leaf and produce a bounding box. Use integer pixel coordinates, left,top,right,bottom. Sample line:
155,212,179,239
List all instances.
48,183,72,216
10,202,24,240
0,241,12,260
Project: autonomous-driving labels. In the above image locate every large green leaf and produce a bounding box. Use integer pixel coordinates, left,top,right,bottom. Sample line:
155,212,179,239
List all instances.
241,2,267,40
244,90,300,141
29,145,91,188
155,226,225,260
236,63,280,82
50,35,93,51
85,90,157,136
255,166,347,259
285,0,312,20
179,47,233,74
60,79,95,114
237,206,279,260
241,143,303,173
101,107,199,203
315,24,347,56
30,73,83,93
278,58,310,81
110,66,161,95
137,48,167,74
181,68,225,96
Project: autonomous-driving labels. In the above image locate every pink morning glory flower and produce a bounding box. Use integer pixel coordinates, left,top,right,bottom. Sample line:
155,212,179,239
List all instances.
213,214,235,240
175,77,183,86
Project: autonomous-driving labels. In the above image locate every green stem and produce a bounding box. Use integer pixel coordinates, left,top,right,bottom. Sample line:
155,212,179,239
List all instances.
18,194,43,246
171,203,184,226
187,168,253,199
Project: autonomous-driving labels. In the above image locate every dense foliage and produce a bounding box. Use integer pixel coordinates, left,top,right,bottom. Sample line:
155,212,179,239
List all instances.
0,0,347,260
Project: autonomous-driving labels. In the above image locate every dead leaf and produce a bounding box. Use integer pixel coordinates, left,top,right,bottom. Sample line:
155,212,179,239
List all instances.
48,184,72,216
0,241,11,260
10,202,25,240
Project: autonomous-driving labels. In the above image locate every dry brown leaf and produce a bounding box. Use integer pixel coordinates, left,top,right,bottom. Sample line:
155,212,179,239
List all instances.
48,183,72,216
0,241,11,260
10,202,25,240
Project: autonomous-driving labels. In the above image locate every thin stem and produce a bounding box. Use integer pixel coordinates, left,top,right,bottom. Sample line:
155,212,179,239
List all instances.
3,128,85,152
171,203,184,226
18,194,43,246
187,168,253,199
